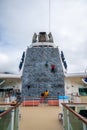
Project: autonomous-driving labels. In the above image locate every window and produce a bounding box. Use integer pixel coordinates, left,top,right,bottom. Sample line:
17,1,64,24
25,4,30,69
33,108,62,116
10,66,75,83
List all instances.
79,88,87,96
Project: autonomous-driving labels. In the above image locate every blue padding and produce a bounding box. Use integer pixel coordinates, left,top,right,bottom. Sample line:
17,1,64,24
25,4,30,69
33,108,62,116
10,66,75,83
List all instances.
58,96,64,99
58,95,68,99
63,96,68,99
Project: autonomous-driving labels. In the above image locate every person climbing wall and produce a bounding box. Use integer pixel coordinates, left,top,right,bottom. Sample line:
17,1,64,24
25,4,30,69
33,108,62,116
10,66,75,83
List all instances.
51,64,56,72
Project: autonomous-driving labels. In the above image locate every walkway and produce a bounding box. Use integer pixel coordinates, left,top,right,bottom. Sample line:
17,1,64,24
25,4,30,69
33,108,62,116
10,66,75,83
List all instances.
19,104,63,130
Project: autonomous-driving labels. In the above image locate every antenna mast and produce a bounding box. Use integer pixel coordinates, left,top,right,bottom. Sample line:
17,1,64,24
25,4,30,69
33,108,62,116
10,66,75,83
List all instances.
49,0,51,32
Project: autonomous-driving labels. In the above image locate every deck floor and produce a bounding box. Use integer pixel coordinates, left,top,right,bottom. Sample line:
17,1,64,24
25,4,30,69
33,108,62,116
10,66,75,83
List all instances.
19,104,63,130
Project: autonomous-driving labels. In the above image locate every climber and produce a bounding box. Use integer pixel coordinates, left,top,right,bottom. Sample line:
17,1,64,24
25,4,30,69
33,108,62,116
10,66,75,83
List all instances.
51,64,56,72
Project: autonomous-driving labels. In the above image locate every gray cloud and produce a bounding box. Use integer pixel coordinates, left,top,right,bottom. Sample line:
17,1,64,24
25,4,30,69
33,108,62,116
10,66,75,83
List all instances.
0,0,87,73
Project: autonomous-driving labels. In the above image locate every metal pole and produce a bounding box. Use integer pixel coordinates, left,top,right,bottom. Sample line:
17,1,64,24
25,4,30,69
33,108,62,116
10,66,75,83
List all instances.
83,123,87,130
49,0,51,32
67,110,70,130
62,107,65,130
11,109,14,130
17,107,20,130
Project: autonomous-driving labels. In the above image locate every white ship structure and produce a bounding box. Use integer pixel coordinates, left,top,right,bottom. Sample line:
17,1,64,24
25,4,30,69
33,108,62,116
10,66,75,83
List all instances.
0,32,87,130
0,32,87,100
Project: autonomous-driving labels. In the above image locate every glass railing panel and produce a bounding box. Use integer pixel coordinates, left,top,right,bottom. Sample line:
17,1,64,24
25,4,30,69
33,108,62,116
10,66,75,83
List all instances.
63,107,68,130
69,111,83,130
62,103,87,130
14,107,19,130
0,112,11,130
0,103,20,130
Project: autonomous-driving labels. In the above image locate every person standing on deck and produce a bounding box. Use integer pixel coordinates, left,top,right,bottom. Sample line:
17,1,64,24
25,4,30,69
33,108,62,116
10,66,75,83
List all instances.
40,92,44,103
5,94,10,103
44,90,49,103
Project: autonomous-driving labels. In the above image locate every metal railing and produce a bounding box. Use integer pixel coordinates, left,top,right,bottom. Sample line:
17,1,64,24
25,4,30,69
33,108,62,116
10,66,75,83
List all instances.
22,96,59,105
0,102,21,130
62,103,87,130
22,96,58,102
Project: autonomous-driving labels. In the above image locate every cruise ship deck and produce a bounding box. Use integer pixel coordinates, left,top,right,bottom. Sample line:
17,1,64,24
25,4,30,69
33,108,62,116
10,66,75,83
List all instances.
19,104,63,130
0,101,87,130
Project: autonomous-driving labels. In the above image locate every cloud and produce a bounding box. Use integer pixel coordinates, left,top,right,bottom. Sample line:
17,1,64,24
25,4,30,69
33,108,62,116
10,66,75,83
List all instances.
0,53,10,72
0,0,87,73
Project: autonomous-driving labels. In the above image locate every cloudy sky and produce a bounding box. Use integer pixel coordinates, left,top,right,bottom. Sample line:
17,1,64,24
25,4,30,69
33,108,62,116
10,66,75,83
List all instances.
0,0,87,74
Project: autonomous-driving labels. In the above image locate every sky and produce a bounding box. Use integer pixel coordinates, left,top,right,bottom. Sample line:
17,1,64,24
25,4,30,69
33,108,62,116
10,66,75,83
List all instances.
0,0,87,74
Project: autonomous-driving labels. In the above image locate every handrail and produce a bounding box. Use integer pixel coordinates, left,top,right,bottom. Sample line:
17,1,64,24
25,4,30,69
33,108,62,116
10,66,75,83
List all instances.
0,102,21,117
63,103,87,105
22,96,59,101
22,96,58,99
62,103,87,124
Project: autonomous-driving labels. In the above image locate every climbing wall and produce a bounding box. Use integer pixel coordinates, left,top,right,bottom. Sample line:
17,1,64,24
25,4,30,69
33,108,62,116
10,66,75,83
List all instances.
22,47,65,97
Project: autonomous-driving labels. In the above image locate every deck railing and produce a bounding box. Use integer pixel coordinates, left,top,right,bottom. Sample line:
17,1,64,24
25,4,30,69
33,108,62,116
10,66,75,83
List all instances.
0,102,21,130
22,96,58,100
22,96,59,106
62,103,87,130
